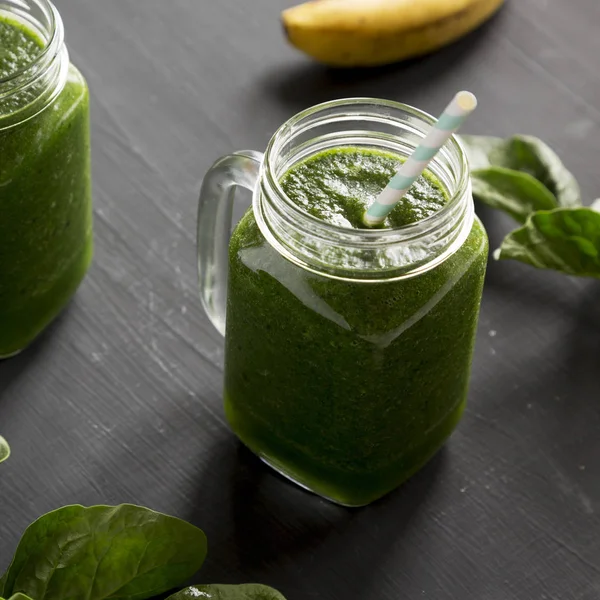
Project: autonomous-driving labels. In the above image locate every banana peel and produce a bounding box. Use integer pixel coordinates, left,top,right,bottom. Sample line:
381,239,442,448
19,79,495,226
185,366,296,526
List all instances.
282,0,505,67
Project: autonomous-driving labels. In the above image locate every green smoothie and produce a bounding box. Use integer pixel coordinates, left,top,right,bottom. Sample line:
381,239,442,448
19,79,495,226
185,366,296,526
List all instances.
0,15,92,357
224,146,487,506
279,146,449,229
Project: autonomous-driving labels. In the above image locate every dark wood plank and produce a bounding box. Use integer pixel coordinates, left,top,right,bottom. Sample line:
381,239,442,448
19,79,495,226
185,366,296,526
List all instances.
1,1,599,599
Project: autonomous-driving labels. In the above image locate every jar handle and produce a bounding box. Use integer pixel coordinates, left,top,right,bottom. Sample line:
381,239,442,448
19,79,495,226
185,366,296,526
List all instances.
197,150,263,336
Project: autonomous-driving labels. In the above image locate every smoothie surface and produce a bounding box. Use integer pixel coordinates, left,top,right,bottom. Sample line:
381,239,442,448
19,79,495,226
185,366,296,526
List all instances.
280,146,449,229
0,14,47,115
0,14,44,79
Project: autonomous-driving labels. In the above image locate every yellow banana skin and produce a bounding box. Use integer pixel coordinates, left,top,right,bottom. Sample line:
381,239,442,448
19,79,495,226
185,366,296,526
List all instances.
282,0,505,67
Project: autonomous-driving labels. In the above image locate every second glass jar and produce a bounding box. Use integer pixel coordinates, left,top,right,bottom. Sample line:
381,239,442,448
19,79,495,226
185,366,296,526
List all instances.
0,0,92,358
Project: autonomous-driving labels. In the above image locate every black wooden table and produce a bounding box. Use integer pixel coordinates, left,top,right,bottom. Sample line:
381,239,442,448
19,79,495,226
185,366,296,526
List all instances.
1,1,599,598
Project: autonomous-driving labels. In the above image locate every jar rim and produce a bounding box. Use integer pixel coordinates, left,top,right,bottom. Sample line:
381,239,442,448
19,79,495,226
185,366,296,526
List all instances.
255,97,475,282
262,97,471,241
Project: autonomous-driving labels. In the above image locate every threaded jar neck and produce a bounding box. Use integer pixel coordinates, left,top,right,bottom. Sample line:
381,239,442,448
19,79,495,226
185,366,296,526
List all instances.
254,98,473,283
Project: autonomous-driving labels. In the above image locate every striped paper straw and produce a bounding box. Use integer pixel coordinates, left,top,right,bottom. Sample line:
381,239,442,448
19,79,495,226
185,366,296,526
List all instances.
363,91,477,227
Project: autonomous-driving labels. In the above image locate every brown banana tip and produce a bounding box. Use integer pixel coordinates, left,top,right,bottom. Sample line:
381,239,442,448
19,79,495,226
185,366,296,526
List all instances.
280,14,290,40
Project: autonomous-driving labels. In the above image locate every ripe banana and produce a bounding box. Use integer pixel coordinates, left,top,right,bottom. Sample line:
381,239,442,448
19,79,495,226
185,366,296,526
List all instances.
282,0,505,67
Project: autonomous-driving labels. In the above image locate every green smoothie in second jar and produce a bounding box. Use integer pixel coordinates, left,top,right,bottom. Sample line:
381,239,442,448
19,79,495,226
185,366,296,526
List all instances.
225,146,487,506
0,15,92,357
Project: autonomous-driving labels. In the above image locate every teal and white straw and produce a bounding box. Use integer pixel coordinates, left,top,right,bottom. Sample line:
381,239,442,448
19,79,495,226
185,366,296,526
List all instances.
364,91,478,227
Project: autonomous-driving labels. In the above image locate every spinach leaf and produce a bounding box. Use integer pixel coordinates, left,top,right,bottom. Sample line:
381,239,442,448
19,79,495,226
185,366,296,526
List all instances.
0,436,9,463
496,207,600,278
502,136,581,208
471,167,558,223
166,584,287,600
8,594,36,600
461,134,581,209
0,504,207,600
460,134,505,171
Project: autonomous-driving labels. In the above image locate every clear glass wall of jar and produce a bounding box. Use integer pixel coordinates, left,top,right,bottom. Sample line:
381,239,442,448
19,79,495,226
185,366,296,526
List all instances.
0,0,93,358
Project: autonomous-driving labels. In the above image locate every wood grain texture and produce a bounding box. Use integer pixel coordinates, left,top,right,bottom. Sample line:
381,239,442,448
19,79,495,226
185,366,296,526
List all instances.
1,1,599,599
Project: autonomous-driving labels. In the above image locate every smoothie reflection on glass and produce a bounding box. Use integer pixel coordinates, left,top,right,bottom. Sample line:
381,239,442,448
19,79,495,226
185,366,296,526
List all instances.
0,0,92,358
197,98,488,507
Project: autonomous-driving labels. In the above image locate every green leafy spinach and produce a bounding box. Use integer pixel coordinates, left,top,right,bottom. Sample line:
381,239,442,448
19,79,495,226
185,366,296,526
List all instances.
0,504,207,600
496,208,600,276
0,436,9,464
166,584,287,600
470,166,558,224
462,134,581,207
461,134,600,278
0,505,288,600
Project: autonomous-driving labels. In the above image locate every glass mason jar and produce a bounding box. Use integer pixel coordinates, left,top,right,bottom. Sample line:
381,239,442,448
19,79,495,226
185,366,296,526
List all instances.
0,0,92,358
198,98,488,507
